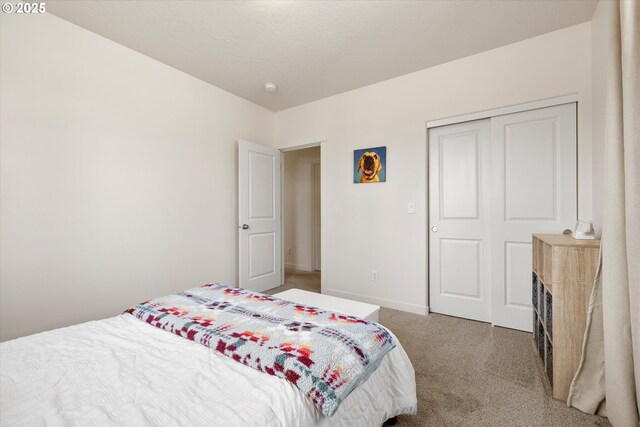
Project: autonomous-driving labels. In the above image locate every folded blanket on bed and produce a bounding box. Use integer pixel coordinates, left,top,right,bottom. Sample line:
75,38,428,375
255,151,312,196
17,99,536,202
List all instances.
126,284,394,416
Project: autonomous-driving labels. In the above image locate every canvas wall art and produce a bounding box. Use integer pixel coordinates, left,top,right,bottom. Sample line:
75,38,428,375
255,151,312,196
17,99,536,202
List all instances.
354,146,386,183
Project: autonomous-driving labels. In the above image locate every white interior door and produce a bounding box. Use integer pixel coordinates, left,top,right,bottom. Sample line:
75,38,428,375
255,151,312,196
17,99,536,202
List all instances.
238,140,282,292
429,120,492,323
490,103,577,331
313,162,321,271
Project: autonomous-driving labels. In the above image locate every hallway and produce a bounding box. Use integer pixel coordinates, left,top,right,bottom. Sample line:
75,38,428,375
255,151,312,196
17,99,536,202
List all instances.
265,269,320,295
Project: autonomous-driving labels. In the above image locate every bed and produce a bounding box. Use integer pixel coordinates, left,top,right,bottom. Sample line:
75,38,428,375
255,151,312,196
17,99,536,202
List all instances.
0,285,417,426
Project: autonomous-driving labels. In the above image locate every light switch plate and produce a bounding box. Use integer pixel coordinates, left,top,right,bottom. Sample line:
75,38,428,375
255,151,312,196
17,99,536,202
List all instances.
334,204,342,214
408,202,415,214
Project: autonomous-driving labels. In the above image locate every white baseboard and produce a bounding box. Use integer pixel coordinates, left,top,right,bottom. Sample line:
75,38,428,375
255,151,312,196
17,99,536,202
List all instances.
285,263,313,272
324,289,428,315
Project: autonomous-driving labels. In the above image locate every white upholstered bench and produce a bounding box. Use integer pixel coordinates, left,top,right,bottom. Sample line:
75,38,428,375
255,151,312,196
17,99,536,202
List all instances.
273,288,380,322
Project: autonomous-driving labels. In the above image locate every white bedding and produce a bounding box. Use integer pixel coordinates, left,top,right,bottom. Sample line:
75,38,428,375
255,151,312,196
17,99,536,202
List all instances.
1,314,417,426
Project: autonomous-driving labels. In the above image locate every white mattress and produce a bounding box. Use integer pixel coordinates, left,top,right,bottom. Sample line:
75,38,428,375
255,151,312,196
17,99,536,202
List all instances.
1,314,417,426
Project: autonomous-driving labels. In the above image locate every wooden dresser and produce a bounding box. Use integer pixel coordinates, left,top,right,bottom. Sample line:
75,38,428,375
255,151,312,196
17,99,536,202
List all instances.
532,234,600,401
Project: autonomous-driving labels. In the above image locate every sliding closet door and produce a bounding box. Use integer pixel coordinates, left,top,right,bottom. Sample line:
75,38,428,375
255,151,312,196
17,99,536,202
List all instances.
490,104,577,332
429,103,577,331
429,120,492,323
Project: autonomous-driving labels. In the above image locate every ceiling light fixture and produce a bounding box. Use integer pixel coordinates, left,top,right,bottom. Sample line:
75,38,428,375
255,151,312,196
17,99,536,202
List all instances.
264,82,278,93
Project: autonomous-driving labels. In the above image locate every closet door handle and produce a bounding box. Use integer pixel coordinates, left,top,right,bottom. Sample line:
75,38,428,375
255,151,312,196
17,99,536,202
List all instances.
431,227,438,233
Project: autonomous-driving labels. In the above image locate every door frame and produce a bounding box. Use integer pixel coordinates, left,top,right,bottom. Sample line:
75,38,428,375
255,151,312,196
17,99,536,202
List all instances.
425,93,579,320
279,141,327,293
426,94,579,128
310,161,321,272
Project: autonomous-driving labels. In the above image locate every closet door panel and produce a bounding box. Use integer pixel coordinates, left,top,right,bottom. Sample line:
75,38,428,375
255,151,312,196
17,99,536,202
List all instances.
429,120,491,323
440,134,479,220
504,119,557,221
490,103,577,331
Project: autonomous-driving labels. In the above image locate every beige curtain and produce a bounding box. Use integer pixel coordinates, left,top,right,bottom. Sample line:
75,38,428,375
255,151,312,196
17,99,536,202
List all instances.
567,1,640,426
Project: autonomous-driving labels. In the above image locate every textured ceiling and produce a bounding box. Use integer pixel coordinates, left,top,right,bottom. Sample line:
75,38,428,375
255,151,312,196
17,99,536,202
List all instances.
47,1,598,111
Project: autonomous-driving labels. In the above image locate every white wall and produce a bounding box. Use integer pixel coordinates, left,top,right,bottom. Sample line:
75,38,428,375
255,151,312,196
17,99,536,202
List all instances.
283,147,321,271
0,13,274,341
590,0,610,237
274,23,593,314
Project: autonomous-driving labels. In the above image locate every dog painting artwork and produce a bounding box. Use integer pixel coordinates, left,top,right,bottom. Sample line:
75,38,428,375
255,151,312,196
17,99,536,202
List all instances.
354,146,386,183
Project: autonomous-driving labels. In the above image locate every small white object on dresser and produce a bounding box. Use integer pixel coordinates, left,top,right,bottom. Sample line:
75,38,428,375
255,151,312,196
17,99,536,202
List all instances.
273,289,380,322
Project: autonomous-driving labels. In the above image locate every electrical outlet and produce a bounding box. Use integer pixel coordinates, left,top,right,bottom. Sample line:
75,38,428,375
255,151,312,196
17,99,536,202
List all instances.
334,204,342,214
286,247,292,255
372,270,378,282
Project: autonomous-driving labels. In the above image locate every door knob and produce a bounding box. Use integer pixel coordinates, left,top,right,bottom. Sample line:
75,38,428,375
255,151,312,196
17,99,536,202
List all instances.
431,226,438,233
240,224,250,230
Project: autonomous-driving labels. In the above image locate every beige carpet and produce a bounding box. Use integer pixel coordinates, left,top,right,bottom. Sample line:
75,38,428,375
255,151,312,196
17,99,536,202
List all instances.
267,270,611,427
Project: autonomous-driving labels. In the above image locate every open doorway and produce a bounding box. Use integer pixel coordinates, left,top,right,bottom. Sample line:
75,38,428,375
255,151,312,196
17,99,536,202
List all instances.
281,146,321,293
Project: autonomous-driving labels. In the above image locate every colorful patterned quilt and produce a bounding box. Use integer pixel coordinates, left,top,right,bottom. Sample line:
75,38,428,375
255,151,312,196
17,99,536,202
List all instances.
126,284,395,416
